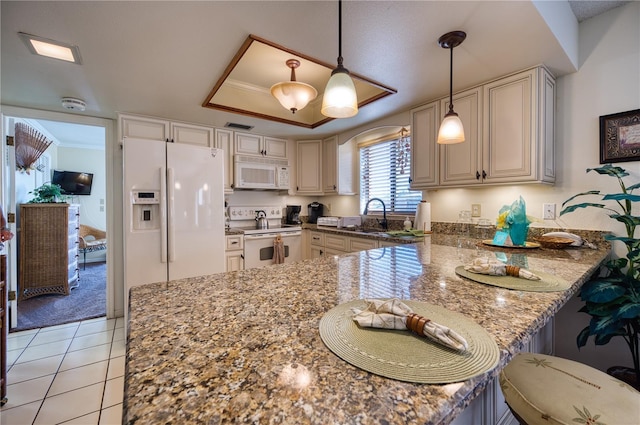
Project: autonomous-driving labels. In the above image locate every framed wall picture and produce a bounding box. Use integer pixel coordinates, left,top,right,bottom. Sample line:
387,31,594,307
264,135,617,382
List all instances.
599,108,640,163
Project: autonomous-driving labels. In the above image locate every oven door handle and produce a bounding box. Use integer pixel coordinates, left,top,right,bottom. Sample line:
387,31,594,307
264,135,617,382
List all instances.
244,232,301,240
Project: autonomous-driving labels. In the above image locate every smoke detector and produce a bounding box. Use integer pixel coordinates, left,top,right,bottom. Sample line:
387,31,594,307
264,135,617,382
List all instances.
61,97,86,111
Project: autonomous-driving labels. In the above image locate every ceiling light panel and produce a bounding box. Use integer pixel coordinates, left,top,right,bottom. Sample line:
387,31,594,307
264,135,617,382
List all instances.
19,32,82,64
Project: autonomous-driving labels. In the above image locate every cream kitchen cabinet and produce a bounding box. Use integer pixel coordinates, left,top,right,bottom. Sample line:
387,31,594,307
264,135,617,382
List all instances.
296,140,323,195
234,132,288,159
309,231,325,258
440,66,555,187
119,113,214,146
215,128,234,194
451,317,554,425
439,87,483,186
225,235,244,272
410,100,440,189
322,136,357,195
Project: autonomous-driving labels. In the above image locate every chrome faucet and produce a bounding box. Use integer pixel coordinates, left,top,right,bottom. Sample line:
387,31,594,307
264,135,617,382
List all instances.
363,198,388,230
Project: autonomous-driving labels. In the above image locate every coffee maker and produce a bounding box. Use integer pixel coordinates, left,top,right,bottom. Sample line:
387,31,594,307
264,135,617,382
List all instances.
307,202,325,224
286,205,302,224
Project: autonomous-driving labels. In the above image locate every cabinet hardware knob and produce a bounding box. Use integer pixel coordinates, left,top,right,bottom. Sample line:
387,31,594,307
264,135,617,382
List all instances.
240,254,244,259
333,185,336,190
482,170,487,179
476,171,480,180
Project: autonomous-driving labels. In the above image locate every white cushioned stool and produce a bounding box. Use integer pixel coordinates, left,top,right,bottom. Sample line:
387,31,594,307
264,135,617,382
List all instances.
499,352,640,425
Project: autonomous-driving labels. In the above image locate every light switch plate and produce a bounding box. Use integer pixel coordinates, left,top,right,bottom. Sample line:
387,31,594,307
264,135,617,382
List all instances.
471,204,481,217
543,203,556,220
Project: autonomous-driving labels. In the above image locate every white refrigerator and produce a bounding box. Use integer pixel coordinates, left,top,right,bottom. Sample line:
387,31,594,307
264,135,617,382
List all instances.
123,138,225,298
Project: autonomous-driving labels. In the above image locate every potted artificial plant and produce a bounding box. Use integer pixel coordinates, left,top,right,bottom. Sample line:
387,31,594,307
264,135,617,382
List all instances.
28,183,65,203
560,164,640,389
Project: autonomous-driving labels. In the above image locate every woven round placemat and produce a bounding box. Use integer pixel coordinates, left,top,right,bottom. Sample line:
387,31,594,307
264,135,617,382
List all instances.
319,300,500,384
455,266,570,292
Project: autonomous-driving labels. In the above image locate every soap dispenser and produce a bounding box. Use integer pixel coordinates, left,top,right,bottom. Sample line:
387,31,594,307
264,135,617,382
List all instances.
403,217,412,230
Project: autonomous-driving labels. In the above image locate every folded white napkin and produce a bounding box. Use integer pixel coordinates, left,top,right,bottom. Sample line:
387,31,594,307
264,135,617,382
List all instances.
351,298,468,352
464,257,540,280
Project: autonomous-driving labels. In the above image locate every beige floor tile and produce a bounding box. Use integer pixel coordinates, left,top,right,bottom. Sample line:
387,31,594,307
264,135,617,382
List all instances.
1,375,54,409
34,382,104,425
115,317,125,329
77,320,115,337
106,356,125,380
38,321,80,333
102,376,124,409
6,348,23,368
109,339,125,359
68,331,113,352
48,361,108,397
59,411,100,424
30,327,79,346
6,332,36,351
60,344,112,372
7,354,64,385
113,327,125,342
0,400,41,424
99,403,123,425
16,339,73,363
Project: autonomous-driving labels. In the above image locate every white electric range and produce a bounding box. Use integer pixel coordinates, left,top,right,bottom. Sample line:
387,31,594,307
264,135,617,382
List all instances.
228,206,302,269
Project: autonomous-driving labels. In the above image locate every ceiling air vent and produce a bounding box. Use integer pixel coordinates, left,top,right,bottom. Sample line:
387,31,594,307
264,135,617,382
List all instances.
224,122,254,131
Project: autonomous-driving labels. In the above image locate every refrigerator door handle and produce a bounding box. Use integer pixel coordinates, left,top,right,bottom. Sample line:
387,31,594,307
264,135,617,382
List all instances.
167,167,175,263
160,167,168,263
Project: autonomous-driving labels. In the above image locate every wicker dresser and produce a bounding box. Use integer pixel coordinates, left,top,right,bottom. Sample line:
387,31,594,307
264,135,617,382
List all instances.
18,203,79,300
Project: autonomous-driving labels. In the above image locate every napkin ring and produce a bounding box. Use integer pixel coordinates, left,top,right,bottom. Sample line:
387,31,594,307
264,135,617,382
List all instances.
406,313,430,336
505,265,522,277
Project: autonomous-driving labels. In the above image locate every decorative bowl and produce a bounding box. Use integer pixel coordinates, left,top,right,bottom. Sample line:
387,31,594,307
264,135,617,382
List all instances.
535,236,576,249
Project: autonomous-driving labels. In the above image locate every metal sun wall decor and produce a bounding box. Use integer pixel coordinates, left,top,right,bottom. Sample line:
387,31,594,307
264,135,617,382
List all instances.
15,123,53,174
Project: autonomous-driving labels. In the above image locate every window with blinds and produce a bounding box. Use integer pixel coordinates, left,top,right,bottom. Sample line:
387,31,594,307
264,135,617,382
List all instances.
359,136,422,214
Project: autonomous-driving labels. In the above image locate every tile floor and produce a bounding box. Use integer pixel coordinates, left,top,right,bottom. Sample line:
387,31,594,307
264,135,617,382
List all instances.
1,316,125,424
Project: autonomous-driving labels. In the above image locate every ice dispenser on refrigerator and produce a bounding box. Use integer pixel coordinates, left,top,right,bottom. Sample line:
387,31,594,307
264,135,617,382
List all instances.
131,190,160,231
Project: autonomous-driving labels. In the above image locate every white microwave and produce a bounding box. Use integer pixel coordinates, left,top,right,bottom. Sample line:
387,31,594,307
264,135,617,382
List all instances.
234,155,290,190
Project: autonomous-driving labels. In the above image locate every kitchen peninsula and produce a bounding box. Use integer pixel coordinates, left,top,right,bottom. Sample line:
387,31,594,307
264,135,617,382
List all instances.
124,235,609,424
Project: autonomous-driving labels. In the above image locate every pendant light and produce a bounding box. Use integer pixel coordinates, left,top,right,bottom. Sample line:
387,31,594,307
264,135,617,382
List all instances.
437,30,466,144
321,0,358,118
270,59,318,114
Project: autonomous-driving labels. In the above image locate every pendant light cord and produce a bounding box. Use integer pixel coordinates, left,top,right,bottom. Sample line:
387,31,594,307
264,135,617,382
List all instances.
448,45,454,114
337,0,343,67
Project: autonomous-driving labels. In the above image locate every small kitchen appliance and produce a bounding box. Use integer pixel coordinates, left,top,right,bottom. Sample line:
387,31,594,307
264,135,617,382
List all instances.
286,205,302,224
255,210,269,229
308,202,325,224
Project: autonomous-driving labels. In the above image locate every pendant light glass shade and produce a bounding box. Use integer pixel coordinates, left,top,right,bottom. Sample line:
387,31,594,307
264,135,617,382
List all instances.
271,59,317,114
437,30,466,145
437,111,465,144
321,66,358,118
321,0,358,118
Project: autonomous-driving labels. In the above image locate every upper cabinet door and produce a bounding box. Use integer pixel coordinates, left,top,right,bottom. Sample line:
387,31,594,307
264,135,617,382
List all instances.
119,114,170,142
170,122,214,147
439,87,482,186
410,101,440,189
234,132,264,156
215,128,234,193
263,137,288,159
296,140,323,194
482,69,533,183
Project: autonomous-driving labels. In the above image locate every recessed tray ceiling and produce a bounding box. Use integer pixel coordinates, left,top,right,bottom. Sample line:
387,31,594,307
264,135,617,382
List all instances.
202,35,396,129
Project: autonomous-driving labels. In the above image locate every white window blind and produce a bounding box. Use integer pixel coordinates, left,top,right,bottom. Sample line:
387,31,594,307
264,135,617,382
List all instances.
359,137,421,214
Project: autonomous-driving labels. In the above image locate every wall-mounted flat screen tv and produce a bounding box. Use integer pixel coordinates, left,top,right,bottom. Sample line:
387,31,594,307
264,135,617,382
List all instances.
52,170,94,196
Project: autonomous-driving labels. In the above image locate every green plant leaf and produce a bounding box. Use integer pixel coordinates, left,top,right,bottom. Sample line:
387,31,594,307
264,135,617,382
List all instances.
603,194,640,203
561,191,601,208
589,315,626,336
559,202,606,216
614,302,640,320
609,214,640,227
628,182,640,191
580,280,626,303
577,326,590,348
587,165,629,178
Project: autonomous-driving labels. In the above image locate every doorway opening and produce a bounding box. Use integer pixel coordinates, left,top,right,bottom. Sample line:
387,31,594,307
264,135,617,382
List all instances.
1,107,114,332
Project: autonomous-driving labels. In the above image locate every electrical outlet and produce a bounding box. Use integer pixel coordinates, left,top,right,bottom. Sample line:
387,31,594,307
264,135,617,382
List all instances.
471,204,481,217
542,203,556,220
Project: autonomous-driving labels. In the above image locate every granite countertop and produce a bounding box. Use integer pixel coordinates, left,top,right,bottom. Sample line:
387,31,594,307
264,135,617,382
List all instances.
124,235,609,425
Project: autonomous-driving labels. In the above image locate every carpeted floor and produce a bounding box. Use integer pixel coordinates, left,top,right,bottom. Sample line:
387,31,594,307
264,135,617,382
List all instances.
11,261,107,332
